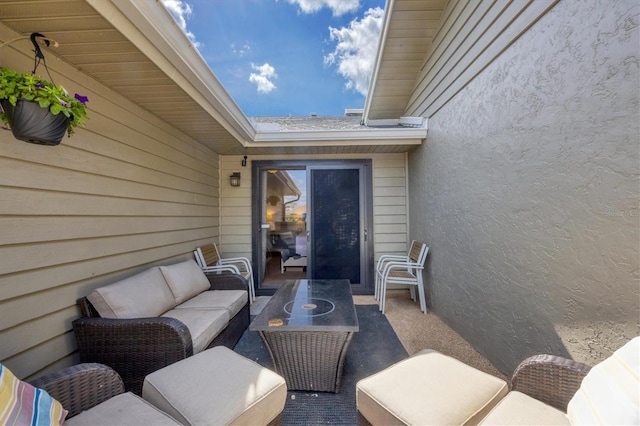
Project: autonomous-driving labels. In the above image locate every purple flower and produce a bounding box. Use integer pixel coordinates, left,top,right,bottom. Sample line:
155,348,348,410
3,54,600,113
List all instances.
35,83,45,89
60,100,69,107
74,94,89,104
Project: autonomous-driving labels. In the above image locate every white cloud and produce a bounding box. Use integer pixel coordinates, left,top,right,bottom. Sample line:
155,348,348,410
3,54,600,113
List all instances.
324,7,384,96
284,0,361,17
249,63,278,94
231,42,251,57
160,0,202,48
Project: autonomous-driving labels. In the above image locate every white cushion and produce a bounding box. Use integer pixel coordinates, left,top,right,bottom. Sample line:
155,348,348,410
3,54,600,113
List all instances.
65,392,180,426
176,290,247,317
160,260,211,305
479,391,569,425
87,267,175,318
161,308,229,353
567,336,639,425
143,347,287,426
356,349,508,425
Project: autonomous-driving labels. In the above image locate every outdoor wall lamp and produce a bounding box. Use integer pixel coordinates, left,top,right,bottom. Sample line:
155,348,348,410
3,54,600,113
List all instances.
230,172,241,187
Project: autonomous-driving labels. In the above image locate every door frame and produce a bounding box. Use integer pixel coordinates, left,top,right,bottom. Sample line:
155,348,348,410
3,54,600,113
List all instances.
251,159,374,295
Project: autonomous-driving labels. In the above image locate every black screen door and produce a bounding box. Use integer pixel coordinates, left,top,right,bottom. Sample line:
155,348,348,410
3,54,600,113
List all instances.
308,166,363,286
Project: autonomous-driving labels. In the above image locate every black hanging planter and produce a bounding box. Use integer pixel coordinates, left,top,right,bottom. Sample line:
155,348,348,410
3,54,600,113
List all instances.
1,99,70,146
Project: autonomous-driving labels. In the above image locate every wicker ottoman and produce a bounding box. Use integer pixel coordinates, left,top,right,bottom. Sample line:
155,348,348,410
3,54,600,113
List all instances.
142,346,287,425
356,349,508,425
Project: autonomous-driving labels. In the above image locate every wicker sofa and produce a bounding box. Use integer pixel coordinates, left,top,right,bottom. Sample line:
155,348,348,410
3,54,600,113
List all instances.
356,336,639,425
72,259,250,395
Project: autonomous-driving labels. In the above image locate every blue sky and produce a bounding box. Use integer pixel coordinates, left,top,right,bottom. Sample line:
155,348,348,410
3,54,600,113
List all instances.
161,0,386,117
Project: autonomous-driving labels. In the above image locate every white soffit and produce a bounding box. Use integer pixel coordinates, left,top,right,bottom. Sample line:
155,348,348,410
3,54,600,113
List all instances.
363,0,448,122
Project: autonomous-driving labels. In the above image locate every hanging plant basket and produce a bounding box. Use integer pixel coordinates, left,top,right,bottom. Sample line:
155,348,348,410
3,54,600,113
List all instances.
1,99,70,146
0,64,89,146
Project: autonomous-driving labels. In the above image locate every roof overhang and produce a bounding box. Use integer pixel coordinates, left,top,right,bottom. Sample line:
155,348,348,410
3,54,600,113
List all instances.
0,0,434,155
362,0,448,123
87,0,257,145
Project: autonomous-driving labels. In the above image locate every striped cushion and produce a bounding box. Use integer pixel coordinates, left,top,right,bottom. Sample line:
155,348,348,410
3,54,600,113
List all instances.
0,364,67,425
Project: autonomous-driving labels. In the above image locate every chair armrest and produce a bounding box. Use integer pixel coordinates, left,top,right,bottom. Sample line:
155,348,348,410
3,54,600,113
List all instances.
205,271,249,291
202,263,241,274
29,363,124,419
380,260,422,276
510,354,591,411
377,254,407,263
219,257,252,272
72,316,193,395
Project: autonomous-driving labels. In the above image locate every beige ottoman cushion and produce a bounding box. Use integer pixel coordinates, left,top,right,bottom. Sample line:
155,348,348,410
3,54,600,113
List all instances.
356,349,508,425
65,392,180,426
143,346,287,425
479,391,569,425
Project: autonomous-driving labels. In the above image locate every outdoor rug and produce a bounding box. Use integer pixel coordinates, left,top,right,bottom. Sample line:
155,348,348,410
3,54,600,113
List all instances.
234,304,409,425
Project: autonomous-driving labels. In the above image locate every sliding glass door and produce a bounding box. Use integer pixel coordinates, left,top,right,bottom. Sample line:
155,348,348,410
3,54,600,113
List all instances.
252,160,372,295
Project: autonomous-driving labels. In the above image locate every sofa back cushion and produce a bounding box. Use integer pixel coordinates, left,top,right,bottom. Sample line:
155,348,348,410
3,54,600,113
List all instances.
160,260,211,305
87,267,176,318
567,336,639,425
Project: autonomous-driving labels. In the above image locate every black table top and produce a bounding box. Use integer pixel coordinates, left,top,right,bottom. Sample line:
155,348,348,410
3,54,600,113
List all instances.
250,279,359,332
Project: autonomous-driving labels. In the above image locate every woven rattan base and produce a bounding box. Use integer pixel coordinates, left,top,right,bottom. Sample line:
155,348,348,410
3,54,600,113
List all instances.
259,330,354,392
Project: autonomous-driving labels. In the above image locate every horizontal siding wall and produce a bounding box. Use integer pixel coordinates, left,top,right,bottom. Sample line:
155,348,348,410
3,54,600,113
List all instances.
219,153,410,266
0,42,220,379
406,0,558,118
218,158,252,256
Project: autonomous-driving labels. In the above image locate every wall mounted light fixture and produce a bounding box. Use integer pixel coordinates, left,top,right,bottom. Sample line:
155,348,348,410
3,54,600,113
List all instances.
230,172,241,187
242,155,247,167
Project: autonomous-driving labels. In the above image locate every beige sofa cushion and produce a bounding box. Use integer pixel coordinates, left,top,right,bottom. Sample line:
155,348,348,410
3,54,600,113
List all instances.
143,347,287,426
162,308,229,353
159,260,211,305
87,267,176,319
567,336,639,425
176,290,247,317
65,392,180,426
356,349,508,425
479,391,569,425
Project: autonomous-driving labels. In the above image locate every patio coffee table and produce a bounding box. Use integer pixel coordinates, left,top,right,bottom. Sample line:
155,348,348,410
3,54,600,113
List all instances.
250,279,359,392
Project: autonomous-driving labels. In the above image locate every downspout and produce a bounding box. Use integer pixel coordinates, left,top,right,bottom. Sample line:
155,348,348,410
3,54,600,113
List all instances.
405,152,410,248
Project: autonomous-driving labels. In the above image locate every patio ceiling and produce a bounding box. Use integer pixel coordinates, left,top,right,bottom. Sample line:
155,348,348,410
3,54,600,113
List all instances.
0,0,438,155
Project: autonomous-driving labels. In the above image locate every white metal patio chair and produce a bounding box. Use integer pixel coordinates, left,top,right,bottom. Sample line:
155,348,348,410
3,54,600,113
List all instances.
374,240,418,301
375,241,429,314
194,243,255,304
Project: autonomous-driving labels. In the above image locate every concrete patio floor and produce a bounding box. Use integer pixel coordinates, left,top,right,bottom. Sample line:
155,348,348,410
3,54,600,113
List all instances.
353,291,507,381
252,290,506,381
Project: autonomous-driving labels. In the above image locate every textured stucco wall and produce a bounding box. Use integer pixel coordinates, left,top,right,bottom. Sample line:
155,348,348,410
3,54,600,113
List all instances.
409,0,639,374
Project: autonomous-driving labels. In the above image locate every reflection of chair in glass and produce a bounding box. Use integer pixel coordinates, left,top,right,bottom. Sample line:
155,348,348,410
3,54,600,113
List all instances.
375,241,429,314
281,234,308,273
194,243,255,304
